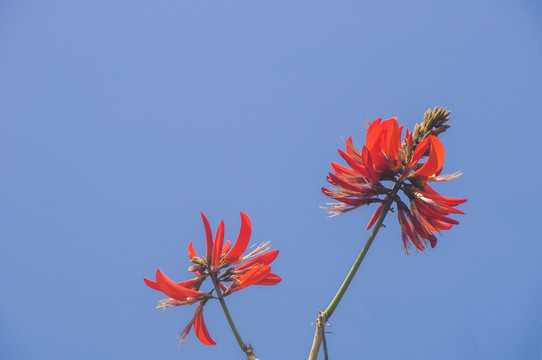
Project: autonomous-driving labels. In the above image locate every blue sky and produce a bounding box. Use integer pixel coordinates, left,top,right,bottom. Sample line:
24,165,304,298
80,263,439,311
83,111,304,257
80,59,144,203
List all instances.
1,1,541,359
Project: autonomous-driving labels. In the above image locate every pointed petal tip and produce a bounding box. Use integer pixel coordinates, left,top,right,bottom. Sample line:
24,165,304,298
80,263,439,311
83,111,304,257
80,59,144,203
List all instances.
223,211,252,264
240,211,251,226
144,277,161,291
155,268,204,301
194,312,217,346
255,273,282,286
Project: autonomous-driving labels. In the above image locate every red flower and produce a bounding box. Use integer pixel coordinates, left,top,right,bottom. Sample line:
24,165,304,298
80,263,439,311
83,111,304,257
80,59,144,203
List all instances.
144,212,281,345
322,110,466,253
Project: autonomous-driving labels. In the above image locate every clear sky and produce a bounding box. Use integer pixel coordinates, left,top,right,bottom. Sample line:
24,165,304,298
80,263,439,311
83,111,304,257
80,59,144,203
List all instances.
1,1,541,359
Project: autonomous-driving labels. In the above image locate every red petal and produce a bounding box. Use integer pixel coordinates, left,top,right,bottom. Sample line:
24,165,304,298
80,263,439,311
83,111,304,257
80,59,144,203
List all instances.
321,190,367,206
322,187,369,202
187,241,198,259
382,118,401,162
414,199,459,225
234,265,271,290
345,137,364,163
361,147,380,184
431,136,445,174
368,117,382,131
435,202,466,215
366,203,384,230
399,210,424,251
400,222,411,253
224,212,252,264
328,172,366,192
200,212,214,262
155,268,204,301
221,240,231,255
212,221,225,267
177,278,200,290
330,162,357,177
365,120,389,170
419,185,467,206
428,235,438,248
254,273,282,286
408,210,437,244
235,250,279,271
144,277,161,291
424,218,453,232
338,149,369,177
365,118,384,155
194,311,216,346
406,130,413,146
145,277,200,291
411,136,445,179
409,137,430,168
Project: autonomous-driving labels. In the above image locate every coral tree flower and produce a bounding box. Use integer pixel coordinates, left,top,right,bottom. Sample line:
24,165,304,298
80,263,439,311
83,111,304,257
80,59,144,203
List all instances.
144,212,281,345
322,107,466,253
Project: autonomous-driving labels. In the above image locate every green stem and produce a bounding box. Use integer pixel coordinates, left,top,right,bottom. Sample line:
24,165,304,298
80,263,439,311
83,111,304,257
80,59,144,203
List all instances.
324,188,398,317
308,182,401,360
211,276,246,350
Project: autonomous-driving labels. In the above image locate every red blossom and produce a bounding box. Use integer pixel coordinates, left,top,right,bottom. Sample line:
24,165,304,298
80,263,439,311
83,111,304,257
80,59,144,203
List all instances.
144,211,280,345
323,111,466,253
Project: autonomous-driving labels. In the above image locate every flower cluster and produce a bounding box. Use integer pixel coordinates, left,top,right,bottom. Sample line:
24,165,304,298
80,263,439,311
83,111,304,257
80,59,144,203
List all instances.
144,212,281,345
322,107,466,253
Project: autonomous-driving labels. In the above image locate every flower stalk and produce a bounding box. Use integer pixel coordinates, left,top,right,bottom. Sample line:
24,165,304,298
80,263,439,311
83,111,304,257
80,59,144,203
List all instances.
308,182,400,360
324,182,400,319
211,274,259,360
211,274,246,349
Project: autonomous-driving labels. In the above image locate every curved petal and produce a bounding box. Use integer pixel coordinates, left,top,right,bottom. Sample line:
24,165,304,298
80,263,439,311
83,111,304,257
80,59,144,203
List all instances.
409,137,430,169
200,212,214,262
330,162,357,177
144,276,201,292
365,119,391,170
399,209,424,251
411,136,445,179
221,240,231,255
212,221,225,267
187,241,198,260
224,212,252,264
321,189,368,206
194,310,216,346
328,172,366,192
407,209,438,244
361,147,380,184
419,185,467,206
345,136,364,163
338,149,369,177
234,264,271,291
235,250,279,271
143,277,161,291
414,199,459,225
366,203,384,230
423,217,453,232
382,118,401,162
177,278,200,290
431,136,445,173
254,273,282,286
155,268,204,301
365,118,383,154
406,129,412,146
